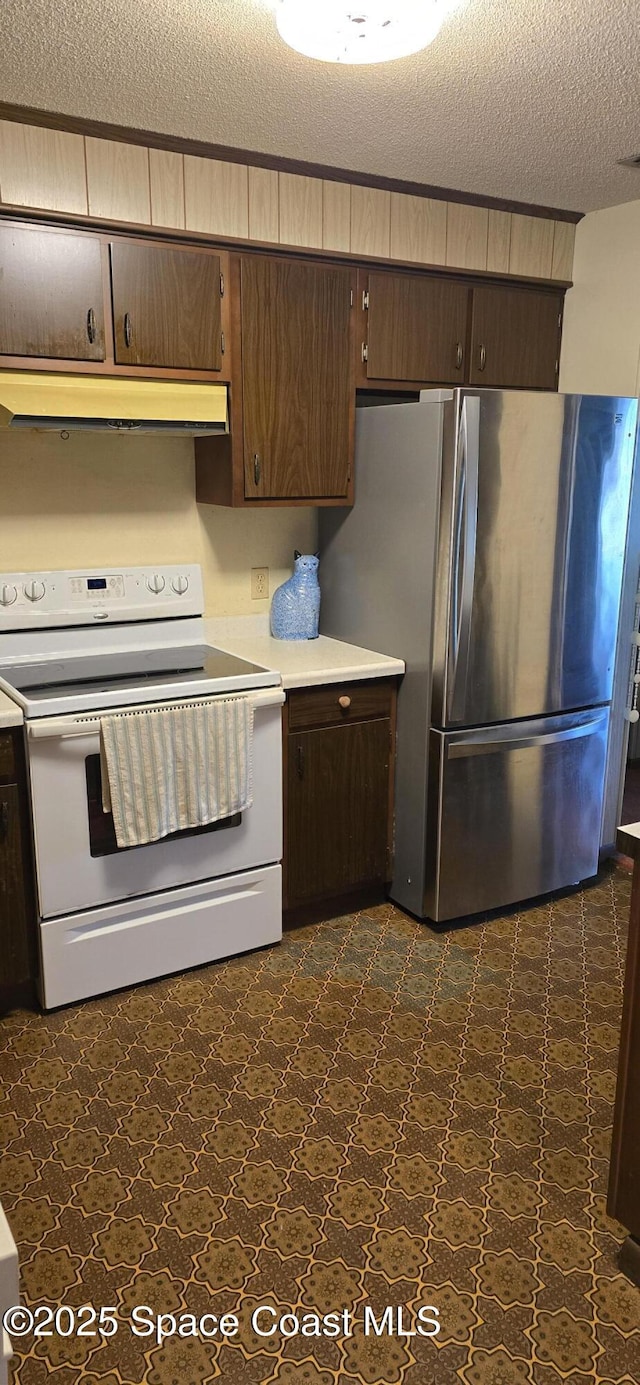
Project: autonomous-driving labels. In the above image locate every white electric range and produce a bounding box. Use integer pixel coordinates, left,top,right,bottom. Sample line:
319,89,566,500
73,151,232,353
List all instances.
0,564,284,1009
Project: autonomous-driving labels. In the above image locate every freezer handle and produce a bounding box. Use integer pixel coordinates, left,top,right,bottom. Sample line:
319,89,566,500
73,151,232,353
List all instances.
448,395,480,722
447,710,609,759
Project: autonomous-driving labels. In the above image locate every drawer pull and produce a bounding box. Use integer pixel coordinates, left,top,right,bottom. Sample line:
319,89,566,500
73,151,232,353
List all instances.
86,308,96,344
124,312,132,349
338,695,352,710
0,801,8,842
296,745,304,779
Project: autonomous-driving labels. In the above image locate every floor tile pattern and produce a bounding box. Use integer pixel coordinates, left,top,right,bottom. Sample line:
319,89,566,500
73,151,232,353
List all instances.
1,864,638,1384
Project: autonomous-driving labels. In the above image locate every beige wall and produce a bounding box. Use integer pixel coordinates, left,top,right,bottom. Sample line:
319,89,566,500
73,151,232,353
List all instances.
0,432,316,614
559,199,640,396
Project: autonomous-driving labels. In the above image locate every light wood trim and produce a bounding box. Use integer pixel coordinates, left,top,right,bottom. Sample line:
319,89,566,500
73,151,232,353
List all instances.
486,210,512,274
248,166,279,243
390,192,447,265
149,148,185,229
0,101,583,224
0,118,575,284
279,172,323,248
85,138,151,223
445,202,488,271
509,213,554,278
322,180,351,252
0,121,88,215
184,156,249,238
350,185,391,258
551,220,576,282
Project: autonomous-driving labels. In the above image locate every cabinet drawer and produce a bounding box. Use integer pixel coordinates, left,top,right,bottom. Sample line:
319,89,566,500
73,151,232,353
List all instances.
287,679,394,730
0,733,16,782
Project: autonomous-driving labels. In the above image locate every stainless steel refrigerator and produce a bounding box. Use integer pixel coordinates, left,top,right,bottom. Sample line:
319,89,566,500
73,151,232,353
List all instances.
319,389,638,922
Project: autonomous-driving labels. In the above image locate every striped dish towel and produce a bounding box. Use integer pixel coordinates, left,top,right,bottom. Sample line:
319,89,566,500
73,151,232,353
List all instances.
100,697,254,849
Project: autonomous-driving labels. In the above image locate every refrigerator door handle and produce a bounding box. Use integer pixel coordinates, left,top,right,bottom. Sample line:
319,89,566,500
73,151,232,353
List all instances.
448,395,480,722
447,709,609,758
450,449,465,673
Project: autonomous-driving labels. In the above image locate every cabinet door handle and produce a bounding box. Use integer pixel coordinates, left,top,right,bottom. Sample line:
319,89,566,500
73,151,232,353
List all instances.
86,308,96,344
296,745,304,779
123,312,132,349
455,341,464,370
478,343,487,372
338,695,352,710
0,801,8,842
253,454,261,486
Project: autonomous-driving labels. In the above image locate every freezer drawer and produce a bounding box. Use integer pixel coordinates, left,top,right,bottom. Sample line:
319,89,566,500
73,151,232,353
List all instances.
424,707,609,921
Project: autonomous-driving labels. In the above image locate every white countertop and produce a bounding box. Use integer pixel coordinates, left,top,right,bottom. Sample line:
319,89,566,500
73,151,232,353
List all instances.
0,621,403,727
0,689,22,729
617,822,640,859
205,616,404,689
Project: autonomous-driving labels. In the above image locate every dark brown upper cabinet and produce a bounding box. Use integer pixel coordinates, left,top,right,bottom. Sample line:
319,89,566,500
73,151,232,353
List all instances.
240,255,355,501
469,284,563,390
363,271,470,386
0,224,105,361
110,241,223,371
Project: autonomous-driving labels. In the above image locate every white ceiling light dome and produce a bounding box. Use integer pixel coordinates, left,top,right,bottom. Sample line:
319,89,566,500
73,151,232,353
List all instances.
274,0,463,65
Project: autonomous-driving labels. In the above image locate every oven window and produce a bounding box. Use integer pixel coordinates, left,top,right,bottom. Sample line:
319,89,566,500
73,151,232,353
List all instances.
85,755,241,857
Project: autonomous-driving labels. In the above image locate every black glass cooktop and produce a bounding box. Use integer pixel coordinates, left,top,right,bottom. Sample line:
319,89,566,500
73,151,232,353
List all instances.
0,644,269,703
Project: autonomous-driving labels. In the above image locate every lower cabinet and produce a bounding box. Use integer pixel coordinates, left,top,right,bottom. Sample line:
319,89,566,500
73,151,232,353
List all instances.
284,679,397,913
0,730,37,1012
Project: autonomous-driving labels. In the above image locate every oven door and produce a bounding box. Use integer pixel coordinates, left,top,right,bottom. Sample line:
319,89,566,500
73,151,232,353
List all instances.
26,689,284,919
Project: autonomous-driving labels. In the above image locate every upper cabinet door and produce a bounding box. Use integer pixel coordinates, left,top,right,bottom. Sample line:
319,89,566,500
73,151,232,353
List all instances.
241,256,354,500
110,242,223,370
365,272,470,384
0,225,105,361
469,284,563,389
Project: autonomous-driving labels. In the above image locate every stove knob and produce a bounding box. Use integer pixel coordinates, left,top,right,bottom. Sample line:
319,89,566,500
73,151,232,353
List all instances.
24,579,46,603
0,583,17,606
146,573,166,595
172,575,189,595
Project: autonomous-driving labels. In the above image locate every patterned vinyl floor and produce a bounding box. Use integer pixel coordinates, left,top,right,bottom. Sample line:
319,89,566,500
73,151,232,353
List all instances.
1,863,639,1385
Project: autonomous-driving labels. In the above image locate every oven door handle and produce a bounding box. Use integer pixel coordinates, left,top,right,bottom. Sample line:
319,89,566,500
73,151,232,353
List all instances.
26,688,286,740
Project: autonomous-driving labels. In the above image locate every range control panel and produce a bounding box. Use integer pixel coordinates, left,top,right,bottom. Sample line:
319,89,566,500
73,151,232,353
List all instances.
0,565,204,629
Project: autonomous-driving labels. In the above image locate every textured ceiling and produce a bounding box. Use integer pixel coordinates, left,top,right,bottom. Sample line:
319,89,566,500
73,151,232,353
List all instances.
0,0,639,213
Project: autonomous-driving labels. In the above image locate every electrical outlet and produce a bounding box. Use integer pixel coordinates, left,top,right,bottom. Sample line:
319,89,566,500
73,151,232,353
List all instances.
251,567,269,600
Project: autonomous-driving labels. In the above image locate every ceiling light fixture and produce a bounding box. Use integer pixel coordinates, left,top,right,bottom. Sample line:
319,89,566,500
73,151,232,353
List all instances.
274,0,462,65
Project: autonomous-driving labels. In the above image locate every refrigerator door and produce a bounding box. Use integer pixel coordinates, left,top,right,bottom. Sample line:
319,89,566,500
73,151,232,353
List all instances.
431,390,637,727
423,706,610,921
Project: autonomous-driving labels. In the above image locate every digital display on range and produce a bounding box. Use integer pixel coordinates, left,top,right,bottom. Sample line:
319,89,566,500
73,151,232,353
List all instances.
86,578,108,590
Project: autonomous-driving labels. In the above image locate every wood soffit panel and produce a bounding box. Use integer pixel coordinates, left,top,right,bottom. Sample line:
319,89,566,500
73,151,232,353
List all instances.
0,101,583,225
0,206,573,292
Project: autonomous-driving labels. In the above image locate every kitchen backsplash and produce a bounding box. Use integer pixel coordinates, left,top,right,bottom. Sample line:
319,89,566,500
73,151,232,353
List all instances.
0,431,317,614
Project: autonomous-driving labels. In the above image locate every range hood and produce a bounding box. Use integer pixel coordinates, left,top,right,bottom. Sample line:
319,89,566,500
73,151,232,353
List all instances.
0,372,228,434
